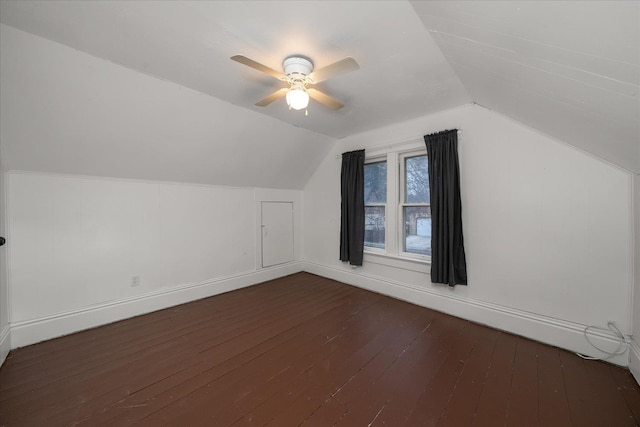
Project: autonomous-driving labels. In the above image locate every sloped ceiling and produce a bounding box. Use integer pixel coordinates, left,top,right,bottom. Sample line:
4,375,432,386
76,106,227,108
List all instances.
411,1,640,172
0,0,638,181
0,1,469,139
0,24,335,189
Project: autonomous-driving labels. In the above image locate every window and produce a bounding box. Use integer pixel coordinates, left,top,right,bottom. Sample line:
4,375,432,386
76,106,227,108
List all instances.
401,154,431,256
363,145,430,262
364,160,387,250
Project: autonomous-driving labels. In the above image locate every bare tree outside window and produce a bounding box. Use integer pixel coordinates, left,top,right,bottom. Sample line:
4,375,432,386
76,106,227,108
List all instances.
403,155,430,256
362,151,430,258
405,156,429,204
364,161,386,249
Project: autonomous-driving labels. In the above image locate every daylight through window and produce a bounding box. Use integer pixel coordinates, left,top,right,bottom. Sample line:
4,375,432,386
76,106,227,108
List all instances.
364,160,387,250
363,146,430,261
401,154,431,256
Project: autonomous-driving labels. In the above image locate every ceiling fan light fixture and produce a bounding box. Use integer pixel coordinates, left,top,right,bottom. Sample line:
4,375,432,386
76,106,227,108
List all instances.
286,87,309,110
231,54,357,111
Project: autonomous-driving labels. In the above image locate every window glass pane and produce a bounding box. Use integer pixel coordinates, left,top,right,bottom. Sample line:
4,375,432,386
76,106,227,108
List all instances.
364,161,387,204
403,206,431,255
405,155,429,203
365,206,385,249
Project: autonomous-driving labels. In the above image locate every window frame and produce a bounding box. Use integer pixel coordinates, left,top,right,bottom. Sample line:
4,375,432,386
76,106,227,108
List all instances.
363,157,387,254
362,142,431,264
399,150,430,261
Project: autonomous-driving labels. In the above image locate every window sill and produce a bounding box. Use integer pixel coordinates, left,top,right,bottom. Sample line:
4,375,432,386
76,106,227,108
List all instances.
363,251,430,273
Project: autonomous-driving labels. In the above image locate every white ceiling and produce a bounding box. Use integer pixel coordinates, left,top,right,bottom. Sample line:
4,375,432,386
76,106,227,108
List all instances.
0,24,335,189
0,0,638,176
412,1,640,172
0,0,470,139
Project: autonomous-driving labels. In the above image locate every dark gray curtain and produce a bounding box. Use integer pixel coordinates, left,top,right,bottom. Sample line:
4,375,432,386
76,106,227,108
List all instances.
340,150,365,266
424,130,467,286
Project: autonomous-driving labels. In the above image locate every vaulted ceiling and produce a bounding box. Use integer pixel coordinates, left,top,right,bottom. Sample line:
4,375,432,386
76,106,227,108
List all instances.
0,0,471,140
412,1,639,173
0,1,638,182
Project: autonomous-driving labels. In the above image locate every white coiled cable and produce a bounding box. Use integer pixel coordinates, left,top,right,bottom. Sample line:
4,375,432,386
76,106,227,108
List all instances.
576,321,628,361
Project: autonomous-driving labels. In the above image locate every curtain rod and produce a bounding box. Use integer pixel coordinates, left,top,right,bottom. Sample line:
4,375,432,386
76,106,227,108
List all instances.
335,129,462,159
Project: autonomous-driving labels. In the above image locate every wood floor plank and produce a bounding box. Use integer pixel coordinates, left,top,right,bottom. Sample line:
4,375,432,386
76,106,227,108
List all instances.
610,364,640,424
135,294,392,425
0,275,313,392
471,331,517,426
537,343,571,427
2,275,300,369
236,300,432,426
1,277,353,424
435,325,500,427
406,323,488,426
560,347,635,426
357,314,467,426
505,337,540,427
235,299,412,425
302,308,447,426
1,272,639,426
258,302,438,426
3,276,356,425
79,281,362,426
583,352,638,426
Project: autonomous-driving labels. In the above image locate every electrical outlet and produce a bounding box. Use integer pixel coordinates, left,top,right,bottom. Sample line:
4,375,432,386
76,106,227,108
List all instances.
131,275,141,287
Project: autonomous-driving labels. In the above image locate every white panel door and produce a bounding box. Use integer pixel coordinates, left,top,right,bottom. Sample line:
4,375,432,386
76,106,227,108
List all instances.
261,202,294,268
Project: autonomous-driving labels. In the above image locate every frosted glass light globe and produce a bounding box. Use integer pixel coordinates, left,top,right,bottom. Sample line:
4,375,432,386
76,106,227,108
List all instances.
286,89,309,110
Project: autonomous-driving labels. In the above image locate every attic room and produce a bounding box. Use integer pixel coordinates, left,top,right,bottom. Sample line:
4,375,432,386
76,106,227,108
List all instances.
0,0,638,425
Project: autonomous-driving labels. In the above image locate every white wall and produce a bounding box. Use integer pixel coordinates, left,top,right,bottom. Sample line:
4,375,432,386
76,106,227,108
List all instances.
631,174,640,378
7,172,304,347
0,23,312,350
0,158,9,365
303,104,633,365
0,20,634,369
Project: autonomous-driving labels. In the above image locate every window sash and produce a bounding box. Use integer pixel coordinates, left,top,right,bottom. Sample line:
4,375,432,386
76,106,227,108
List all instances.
399,150,430,260
364,158,388,253
400,204,431,258
364,204,386,252
400,151,428,205
364,159,387,205
362,146,430,262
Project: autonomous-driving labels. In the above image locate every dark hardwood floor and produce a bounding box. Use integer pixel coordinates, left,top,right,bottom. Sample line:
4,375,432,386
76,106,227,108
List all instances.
1,272,639,426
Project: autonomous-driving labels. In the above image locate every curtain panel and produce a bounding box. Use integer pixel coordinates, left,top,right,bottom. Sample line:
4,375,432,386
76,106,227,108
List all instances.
424,130,467,286
340,149,365,266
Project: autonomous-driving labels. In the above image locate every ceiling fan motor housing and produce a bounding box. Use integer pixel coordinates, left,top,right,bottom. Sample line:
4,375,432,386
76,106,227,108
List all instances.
283,56,313,77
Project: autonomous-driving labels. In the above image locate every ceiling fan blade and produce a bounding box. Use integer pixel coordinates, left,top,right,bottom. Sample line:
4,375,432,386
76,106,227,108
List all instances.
308,57,359,83
255,88,288,107
231,55,285,80
308,88,344,110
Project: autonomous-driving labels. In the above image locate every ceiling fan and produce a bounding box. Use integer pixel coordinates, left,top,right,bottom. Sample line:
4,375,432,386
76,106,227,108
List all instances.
231,54,359,113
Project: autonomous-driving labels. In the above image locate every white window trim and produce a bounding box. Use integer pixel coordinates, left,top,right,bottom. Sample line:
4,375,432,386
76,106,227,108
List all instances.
364,251,430,271
363,143,431,265
364,157,388,254
398,150,430,262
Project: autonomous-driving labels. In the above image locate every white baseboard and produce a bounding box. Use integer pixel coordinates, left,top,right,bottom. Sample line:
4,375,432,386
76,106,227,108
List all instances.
0,325,10,367
629,339,640,383
303,261,630,367
10,262,304,349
